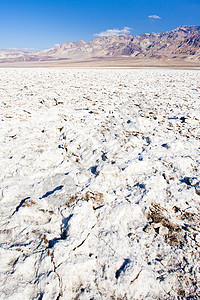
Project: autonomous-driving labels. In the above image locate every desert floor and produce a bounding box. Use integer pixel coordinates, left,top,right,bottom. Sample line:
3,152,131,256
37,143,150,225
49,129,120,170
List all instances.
0,57,200,69
0,68,200,299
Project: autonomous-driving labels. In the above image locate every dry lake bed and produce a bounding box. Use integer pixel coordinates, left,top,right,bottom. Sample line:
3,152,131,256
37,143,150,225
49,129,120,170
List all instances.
0,68,200,299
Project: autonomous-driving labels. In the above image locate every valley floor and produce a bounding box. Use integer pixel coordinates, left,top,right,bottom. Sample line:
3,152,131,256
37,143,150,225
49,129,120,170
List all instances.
0,57,200,69
0,68,200,299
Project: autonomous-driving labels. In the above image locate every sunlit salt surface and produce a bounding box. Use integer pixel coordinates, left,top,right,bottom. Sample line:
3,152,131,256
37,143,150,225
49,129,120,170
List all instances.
0,68,199,299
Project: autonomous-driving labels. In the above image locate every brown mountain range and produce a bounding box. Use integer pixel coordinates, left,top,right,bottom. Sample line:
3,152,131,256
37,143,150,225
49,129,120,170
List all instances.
38,25,200,61
1,25,200,65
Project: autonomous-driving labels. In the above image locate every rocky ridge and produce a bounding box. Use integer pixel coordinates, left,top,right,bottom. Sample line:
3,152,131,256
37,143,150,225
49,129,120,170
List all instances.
0,25,200,63
39,25,200,60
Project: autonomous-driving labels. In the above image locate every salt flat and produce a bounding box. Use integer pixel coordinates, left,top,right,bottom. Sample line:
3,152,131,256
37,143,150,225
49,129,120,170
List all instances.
0,68,199,299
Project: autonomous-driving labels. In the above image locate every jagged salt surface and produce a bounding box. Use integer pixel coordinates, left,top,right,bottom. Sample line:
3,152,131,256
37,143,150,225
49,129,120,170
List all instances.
0,68,200,299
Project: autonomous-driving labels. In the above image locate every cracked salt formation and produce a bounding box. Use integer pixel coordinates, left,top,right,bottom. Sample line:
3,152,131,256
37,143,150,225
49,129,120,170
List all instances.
0,68,200,299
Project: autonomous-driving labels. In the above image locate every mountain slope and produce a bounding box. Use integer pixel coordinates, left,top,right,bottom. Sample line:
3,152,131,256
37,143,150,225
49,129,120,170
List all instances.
37,25,200,60
0,26,200,63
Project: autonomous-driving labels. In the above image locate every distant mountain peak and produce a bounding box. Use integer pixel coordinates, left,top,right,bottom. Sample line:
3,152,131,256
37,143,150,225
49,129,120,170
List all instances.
0,25,199,63
37,25,200,61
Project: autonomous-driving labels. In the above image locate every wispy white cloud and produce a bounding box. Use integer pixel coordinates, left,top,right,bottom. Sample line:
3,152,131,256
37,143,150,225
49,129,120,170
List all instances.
148,15,161,20
54,44,60,47
22,48,38,51
94,27,132,37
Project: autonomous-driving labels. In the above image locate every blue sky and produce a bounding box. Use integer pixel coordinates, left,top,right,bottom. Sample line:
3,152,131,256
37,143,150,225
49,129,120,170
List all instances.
0,0,199,50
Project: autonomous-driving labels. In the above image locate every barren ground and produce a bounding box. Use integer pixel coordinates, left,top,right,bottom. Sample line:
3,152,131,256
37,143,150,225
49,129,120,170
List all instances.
0,68,200,299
